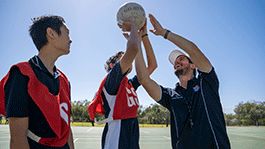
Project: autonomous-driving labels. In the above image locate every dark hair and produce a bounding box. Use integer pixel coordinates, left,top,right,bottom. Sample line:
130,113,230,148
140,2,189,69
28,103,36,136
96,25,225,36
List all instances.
186,56,197,77
105,51,124,72
29,15,65,50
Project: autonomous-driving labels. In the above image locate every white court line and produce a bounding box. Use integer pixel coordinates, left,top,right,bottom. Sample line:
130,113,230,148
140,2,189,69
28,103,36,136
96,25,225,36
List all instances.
163,136,171,139
87,128,94,132
74,138,78,143
140,130,150,134
228,133,265,139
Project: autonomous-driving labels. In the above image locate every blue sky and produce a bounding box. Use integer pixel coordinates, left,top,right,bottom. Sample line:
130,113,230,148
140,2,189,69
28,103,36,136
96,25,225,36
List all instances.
0,0,264,114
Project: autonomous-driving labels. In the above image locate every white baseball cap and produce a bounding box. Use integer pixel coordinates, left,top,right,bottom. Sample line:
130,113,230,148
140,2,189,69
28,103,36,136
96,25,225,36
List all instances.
168,50,189,65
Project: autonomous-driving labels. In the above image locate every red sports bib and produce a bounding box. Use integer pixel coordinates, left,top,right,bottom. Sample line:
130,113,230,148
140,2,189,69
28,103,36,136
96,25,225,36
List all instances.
0,62,71,147
88,76,139,122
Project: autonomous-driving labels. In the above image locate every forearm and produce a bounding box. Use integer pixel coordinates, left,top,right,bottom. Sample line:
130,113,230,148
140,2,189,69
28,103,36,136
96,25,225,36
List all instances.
135,45,150,84
135,43,162,101
127,30,139,52
10,136,30,149
164,29,198,56
164,29,212,72
142,36,157,75
127,23,140,53
120,23,140,74
9,117,30,149
68,127,75,149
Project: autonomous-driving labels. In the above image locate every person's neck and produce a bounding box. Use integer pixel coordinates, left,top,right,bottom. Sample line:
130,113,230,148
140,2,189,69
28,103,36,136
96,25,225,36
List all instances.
178,74,194,89
38,46,60,76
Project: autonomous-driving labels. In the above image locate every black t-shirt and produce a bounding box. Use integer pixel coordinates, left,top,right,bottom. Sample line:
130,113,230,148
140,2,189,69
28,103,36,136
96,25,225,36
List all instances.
4,56,70,148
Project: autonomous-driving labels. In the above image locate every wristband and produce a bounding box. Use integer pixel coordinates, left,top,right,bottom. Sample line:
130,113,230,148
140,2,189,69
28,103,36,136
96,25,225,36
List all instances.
142,33,148,38
164,30,170,39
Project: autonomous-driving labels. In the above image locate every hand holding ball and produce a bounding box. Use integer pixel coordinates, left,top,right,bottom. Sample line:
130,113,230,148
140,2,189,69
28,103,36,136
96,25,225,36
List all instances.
117,2,146,31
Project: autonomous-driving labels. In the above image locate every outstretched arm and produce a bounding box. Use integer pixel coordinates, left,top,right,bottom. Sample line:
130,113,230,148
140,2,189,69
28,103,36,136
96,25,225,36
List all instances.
118,22,140,75
140,18,157,75
123,19,157,75
122,19,160,101
134,37,161,101
149,13,212,72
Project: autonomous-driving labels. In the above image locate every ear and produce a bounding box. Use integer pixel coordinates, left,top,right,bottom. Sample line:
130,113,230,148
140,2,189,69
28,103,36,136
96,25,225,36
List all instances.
190,63,196,70
46,27,56,39
109,63,114,69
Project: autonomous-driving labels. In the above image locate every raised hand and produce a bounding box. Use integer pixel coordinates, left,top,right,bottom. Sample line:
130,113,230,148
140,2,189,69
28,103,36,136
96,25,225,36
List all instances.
148,14,165,36
118,22,132,32
122,33,130,40
122,23,142,42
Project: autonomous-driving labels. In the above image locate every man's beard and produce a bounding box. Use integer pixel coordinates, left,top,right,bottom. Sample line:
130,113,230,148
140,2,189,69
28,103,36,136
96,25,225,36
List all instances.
175,65,190,77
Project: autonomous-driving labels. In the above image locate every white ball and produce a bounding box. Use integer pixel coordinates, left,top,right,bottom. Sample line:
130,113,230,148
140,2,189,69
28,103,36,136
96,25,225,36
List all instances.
117,2,146,29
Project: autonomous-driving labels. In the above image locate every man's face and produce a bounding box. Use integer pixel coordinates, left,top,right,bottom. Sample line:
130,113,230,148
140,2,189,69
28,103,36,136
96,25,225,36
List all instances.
174,55,191,77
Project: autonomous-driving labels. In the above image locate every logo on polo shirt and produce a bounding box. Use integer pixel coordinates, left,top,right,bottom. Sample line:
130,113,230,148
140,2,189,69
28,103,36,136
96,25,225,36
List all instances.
193,85,200,92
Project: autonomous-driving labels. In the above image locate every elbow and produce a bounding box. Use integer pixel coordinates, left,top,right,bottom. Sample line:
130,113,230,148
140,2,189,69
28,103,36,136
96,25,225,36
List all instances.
188,43,200,54
152,63,158,71
138,79,146,86
138,76,150,86
148,63,158,75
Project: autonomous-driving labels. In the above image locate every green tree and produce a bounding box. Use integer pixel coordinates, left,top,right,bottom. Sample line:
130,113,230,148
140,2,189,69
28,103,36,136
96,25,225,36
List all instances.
234,100,265,126
224,113,236,126
248,101,264,126
71,99,92,123
138,104,170,125
234,102,244,125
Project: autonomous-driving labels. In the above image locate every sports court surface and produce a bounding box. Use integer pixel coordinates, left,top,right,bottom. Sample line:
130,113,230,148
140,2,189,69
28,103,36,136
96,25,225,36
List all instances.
0,125,264,149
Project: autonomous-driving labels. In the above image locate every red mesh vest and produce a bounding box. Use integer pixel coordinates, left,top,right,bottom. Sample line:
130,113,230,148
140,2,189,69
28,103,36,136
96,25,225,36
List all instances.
0,62,71,147
88,76,139,122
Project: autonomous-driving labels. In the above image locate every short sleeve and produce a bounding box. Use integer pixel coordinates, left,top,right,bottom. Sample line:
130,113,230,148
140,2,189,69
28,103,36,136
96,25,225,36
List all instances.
129,75,141,91
4,66,29,118
104,62,124,95
157,85,172,111
198,67,219,92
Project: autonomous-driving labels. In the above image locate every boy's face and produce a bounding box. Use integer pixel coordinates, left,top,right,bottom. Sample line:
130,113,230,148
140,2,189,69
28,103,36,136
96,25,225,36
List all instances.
54,23,72,55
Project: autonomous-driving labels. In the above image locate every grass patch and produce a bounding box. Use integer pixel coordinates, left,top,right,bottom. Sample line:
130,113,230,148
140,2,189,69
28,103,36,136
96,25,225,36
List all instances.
70,122,105,127
70,122,169,128
139,124,169,127
0,119,7,124
1,119,170,128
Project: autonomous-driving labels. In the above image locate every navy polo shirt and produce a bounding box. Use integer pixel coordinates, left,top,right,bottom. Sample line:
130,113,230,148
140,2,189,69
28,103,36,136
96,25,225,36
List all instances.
4,55,70,149
158,67,230,149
